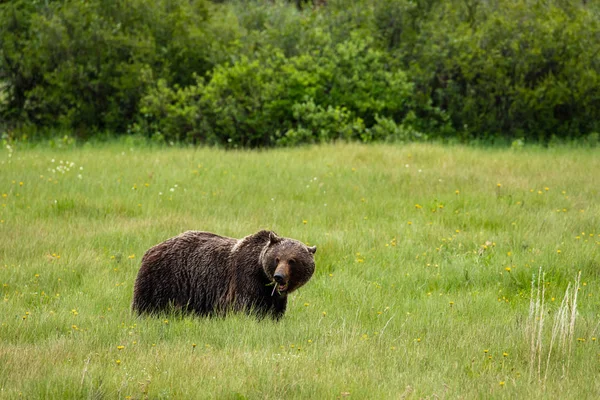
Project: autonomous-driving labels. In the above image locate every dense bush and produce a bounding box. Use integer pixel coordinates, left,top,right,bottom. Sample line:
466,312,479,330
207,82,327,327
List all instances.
2,0,600,145
0,0,238,135
136,36,419,146
403,1,600,141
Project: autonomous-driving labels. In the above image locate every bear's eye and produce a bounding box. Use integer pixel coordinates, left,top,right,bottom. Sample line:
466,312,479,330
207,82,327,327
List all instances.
275,257,280,264
289,259,296,265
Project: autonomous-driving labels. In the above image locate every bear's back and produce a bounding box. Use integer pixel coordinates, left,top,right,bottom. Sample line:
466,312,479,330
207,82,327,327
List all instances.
132,231,237,314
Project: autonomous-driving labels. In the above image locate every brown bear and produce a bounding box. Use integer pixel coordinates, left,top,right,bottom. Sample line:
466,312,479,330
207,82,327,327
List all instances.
131,230,316,319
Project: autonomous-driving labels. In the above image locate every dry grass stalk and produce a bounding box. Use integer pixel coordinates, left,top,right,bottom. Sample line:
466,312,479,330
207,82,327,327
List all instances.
544,283,570,383
529,268,582,385
527,267,545,383
566,271,581,374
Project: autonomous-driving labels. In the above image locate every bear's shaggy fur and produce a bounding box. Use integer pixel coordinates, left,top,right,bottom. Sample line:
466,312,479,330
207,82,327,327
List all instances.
131,230,316,319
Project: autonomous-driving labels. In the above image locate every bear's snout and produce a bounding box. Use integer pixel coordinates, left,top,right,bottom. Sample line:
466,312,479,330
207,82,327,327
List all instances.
273,262,291,292
274,272,286,284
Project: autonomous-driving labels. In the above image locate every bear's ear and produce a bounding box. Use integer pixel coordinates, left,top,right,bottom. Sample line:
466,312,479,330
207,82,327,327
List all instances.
268,231,281,245
308,246,317,254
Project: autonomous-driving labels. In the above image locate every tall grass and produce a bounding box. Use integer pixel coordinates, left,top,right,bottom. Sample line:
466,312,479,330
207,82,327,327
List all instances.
1,142,599,398
527,268,582,386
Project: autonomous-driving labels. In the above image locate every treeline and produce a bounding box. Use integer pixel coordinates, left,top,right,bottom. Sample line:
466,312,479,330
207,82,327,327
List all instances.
1,0,600,146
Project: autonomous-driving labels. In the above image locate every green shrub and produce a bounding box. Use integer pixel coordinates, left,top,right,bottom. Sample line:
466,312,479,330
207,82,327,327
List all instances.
0,0,236,134
3,0,600,145
586,132,599,147
137,50,319,146
133,78,208,144
315,36,415,128
280,98,365,146
364,114,426,143
406,0,600,141
136,36,418,147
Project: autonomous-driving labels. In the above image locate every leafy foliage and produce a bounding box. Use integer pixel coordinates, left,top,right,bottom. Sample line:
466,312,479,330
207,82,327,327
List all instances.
404,0,600,141
0,0,233,134
136,38,418,146
2,0,600,145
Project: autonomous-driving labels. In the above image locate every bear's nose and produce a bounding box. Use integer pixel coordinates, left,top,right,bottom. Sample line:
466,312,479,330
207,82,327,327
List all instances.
274,273,286,284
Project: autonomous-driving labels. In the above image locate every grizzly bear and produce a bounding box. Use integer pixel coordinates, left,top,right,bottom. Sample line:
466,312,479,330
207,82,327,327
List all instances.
131,230,316,319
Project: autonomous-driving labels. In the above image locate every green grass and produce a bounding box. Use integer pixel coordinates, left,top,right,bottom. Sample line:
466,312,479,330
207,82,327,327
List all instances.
1,142,599,399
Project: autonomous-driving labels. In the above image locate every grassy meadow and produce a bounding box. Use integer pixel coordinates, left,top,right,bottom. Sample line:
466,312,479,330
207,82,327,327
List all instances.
1,142,599,399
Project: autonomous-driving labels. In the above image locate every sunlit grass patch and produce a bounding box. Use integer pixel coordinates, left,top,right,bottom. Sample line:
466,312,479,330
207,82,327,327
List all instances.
0,142,599,398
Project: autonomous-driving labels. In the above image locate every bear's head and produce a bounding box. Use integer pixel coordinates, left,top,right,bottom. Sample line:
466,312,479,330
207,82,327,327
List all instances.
261,232,316,295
